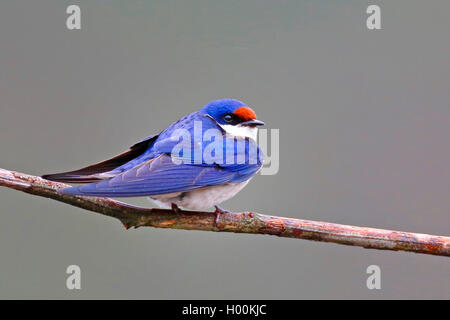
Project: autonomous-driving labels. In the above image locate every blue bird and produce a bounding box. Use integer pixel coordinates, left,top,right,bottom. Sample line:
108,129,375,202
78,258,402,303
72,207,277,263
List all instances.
42,99,265,211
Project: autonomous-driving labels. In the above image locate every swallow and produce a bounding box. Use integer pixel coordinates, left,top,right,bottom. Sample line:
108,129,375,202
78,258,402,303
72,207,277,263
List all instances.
43,99,265,211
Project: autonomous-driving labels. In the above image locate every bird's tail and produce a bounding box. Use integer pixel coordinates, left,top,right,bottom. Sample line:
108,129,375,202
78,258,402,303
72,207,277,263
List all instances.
42,135,159,183
42,171,114,183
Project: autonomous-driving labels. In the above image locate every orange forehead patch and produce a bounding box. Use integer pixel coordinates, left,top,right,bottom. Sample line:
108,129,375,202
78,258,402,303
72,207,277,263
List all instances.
233,106,257,121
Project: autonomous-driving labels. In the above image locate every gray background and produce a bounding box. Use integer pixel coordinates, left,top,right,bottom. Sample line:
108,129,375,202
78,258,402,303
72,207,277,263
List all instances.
0,0,449,299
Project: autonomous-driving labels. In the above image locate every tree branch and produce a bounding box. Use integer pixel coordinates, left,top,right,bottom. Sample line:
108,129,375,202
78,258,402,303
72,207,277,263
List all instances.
0,168,449,257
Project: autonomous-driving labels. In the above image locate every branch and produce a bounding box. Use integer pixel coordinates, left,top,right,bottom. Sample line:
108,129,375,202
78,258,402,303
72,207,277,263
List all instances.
0,168,449,257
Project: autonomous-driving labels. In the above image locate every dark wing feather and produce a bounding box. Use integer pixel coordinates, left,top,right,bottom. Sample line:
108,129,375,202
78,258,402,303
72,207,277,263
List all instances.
42,134,158,183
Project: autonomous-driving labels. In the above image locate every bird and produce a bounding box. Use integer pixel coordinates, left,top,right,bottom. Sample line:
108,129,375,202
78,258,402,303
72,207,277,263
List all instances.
42,99,265,212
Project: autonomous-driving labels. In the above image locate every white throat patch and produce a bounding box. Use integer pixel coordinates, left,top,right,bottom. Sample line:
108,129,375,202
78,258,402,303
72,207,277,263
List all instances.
220,124,258,141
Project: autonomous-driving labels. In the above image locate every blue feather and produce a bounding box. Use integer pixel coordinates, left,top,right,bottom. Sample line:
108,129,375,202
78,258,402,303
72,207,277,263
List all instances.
59,99,264,198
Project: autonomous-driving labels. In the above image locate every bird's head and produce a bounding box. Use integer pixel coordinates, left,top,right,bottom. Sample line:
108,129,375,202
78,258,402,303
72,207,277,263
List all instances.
201,99,264,140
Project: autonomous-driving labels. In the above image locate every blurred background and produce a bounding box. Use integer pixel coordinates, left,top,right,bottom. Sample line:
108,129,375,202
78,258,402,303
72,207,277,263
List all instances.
0,0,449,299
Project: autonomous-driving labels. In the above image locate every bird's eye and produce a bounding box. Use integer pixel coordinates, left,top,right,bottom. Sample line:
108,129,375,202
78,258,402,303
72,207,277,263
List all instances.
223,114,234,123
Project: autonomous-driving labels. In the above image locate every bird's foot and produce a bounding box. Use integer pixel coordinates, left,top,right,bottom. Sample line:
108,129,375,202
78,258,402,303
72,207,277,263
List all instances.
214,205,230,227
171,203,182,213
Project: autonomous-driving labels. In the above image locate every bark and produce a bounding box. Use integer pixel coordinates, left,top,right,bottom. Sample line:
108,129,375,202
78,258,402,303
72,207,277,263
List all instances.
0,168,449,257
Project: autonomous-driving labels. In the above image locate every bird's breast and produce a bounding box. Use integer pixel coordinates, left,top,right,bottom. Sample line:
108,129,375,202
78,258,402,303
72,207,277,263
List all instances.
149,180,250,210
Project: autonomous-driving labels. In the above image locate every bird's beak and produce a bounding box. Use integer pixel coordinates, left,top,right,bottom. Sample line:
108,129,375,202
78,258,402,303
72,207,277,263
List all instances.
240,119,265,127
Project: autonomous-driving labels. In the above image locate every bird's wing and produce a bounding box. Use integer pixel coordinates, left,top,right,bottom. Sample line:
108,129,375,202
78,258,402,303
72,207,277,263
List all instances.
59,154,257,197
42,134,159,183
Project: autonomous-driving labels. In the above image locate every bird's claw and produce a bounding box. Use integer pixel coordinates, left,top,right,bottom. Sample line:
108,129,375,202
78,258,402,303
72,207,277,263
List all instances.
171,203,181,213
214,205,229,227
